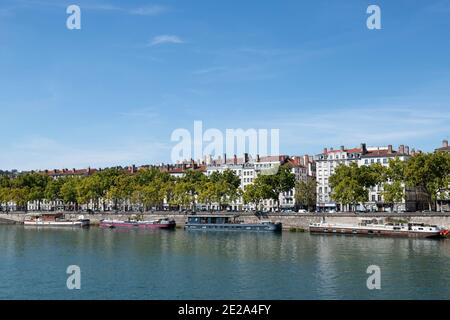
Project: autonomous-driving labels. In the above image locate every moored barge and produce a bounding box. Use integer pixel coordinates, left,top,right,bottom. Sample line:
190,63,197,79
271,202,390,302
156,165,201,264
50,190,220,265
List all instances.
24,213,90,227
309,219,449,239
100,218,176,229
184,214,282,232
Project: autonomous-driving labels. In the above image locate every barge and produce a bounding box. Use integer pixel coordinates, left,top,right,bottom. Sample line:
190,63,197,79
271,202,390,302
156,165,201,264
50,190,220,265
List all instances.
100,218,176,229
309,219,449,239
184,214,282,232
24,213,90,227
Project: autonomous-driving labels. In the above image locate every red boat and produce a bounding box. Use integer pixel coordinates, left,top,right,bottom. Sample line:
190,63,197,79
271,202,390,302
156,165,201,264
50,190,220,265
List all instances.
100,218,176,230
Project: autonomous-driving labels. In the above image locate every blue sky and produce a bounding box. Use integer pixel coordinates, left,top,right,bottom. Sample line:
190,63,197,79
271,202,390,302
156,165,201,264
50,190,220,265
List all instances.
0,0,449,170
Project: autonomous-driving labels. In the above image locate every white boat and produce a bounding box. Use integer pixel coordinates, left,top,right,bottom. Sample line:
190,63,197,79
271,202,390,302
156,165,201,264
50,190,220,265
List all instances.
309,218,449,239
24,213,90,227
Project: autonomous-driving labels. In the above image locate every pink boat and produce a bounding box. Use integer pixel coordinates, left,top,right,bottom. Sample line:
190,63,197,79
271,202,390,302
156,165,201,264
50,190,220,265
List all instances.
100,218,176,230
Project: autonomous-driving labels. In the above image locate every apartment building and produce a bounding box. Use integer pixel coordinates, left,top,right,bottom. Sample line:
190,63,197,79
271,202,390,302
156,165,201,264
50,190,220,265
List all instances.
315,143,426,212
435,139,450,211
205,154,290,211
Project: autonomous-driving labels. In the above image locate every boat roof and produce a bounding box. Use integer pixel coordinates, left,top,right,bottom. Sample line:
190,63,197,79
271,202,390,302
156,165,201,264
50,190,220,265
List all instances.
27,212,63,216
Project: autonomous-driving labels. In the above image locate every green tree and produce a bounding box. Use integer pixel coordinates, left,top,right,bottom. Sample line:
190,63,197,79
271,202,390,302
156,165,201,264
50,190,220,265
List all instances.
60,177,80,211
382,180,404,212
243,183,264,211
107,174,134,211
381,158,406,212
44,178,65,209
76,175,103,211
295,179,317,211
404,152,450,211
330,163,367,211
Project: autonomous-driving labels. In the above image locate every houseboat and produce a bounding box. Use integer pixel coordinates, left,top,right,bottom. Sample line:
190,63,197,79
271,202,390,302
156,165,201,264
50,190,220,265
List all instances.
24,213,90,227
184,214,282,232
100,218,176,229
309,219,449,239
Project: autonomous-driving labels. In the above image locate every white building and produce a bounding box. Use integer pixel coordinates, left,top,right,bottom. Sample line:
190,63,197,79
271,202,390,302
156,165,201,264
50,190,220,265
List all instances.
205,154,315,211
435,139,450,211
279,156,315,210
205,154,288,211
315,143,425,212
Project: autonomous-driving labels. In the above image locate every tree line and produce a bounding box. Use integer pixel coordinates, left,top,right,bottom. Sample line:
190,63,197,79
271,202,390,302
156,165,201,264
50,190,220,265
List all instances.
329,152,450,212
0,165,298,213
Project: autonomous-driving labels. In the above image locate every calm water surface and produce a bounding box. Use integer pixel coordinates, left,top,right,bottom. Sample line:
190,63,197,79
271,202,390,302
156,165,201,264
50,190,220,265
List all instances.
0,225,449,299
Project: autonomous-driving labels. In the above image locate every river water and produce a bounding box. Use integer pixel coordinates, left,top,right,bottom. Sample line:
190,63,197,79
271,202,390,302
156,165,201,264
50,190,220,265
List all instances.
0,225,448,299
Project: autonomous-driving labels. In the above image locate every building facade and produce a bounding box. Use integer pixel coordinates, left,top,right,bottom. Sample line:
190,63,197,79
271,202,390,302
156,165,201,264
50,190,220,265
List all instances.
315,143,426,212
435,139,450,211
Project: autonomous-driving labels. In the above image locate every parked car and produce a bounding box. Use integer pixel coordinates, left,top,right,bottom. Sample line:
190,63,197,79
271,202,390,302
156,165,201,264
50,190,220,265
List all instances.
298,209,307,213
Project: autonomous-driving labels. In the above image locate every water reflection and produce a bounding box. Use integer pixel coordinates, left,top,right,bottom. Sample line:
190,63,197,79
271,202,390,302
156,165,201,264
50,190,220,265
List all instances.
0,226,448,299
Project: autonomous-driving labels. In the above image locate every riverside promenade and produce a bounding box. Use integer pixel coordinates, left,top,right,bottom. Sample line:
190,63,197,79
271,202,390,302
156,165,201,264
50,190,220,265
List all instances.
1,211,450,229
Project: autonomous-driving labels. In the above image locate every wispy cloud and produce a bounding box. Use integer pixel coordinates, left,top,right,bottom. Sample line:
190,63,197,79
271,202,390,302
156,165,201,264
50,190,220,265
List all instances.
148,35,184,46
3,1,170,16
0,7,12,17
264,105,450,153
2,136,171,171
192,66,228,75
129,5,168,16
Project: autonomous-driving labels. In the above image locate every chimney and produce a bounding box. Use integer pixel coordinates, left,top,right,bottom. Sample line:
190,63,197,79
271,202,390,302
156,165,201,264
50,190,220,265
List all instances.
360,143,367,154
340,145,345,151
256,154,260,162
303,155,310,165
233,154,237,165
399,145,405,154
323,147,328,154
388,145,393,153
329,147,334,151
405,146,410,155
244,153,249,163
223,153,227,165
443,140,449,148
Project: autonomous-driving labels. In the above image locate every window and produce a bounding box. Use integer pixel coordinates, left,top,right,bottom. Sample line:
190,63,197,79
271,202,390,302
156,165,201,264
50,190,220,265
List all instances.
372,195,376,201
365,160,368,164
370,159,374,164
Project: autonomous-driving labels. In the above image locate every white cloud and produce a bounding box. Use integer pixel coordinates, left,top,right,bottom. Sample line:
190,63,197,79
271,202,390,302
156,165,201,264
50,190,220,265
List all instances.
149,35,184,46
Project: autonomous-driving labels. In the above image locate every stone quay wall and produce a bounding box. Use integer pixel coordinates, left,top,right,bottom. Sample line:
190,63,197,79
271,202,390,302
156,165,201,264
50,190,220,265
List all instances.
1,212,450,229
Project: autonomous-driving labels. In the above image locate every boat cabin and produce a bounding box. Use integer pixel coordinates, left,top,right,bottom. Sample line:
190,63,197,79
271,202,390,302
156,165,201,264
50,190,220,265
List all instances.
27,212,64,222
